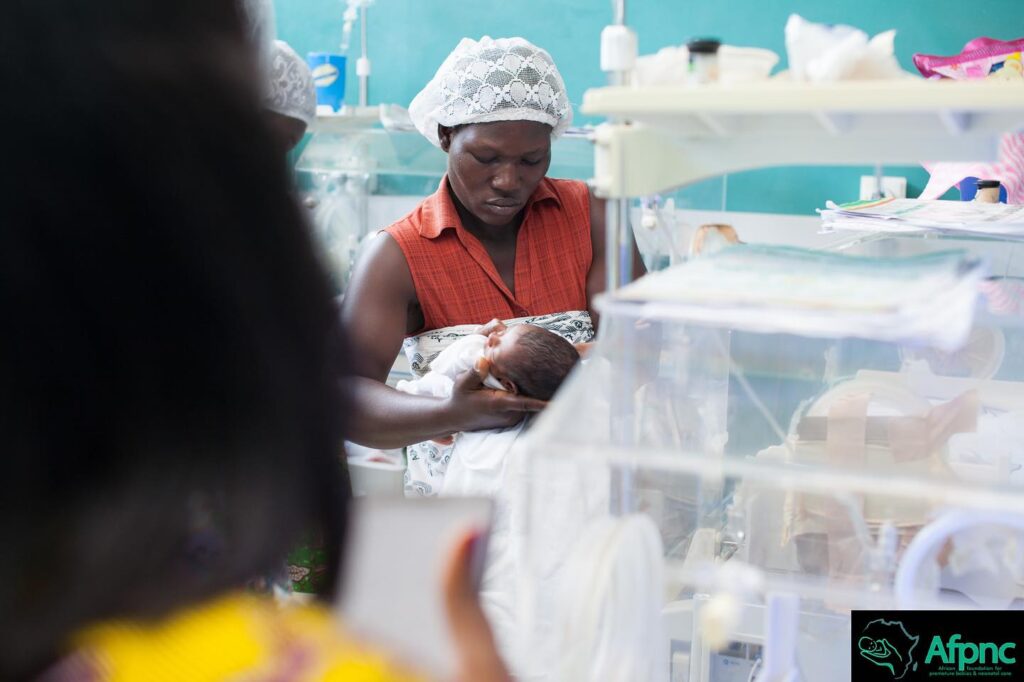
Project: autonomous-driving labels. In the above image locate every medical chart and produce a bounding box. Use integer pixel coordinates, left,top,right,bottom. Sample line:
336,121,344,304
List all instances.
821,197,1024,237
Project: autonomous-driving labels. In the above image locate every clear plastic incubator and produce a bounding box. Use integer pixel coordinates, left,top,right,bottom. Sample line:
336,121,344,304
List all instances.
517,234,1024,682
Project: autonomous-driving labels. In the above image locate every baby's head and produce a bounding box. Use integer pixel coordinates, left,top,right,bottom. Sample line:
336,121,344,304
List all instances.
484,324,579,401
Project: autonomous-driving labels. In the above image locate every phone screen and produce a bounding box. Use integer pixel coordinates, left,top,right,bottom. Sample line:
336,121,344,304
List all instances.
335,496,493,678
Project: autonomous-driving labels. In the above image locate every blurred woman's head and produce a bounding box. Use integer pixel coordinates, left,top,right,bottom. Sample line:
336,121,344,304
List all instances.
0,1,347,678
263,39,317,153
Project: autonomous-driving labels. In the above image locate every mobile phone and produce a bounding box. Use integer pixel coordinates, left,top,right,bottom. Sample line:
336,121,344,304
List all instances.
336,496,493,678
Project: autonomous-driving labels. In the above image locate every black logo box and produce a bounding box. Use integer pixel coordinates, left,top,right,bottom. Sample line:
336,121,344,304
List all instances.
852,610,1024,681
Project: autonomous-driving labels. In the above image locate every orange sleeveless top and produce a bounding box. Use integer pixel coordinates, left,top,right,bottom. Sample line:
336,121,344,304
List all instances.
385,177,592,333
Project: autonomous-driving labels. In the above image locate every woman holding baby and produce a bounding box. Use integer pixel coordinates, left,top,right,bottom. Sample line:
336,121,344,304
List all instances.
341,36,643,491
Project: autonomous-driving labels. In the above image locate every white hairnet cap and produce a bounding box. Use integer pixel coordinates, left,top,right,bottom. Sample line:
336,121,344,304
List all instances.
409,36,572,148
263,40,317,128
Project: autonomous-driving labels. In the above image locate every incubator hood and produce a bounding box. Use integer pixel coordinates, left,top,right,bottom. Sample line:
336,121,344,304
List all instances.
517,238,1024,682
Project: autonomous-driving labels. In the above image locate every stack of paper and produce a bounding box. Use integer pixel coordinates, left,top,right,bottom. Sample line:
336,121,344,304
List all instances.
609,244,985,351
820,198,1024,238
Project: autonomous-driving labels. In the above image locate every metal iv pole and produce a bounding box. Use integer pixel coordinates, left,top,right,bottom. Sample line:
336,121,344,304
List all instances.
601,0,637,292
600,0,640,513
357,3,370,106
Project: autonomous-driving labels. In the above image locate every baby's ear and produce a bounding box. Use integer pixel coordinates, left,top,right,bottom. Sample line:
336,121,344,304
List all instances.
574,341,594,357
500,377,519,394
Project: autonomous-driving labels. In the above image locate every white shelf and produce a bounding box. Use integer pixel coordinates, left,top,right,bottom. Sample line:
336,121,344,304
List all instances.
581,80,1024,198
583,80,1024,119
309,106,383,133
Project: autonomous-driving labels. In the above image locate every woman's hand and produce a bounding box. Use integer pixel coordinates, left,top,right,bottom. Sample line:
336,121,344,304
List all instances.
442,530,510,682
444,358,545,434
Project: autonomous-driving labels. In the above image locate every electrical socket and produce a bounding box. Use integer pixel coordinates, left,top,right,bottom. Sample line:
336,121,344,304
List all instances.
859,175,907,201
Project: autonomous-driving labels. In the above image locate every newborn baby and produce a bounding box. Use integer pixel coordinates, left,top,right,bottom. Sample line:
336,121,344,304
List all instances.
397,320,580,663
397,320,580,401
397,318,580,498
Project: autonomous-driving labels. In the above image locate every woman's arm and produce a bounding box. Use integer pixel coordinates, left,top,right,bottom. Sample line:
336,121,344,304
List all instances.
341,234,544,449
586,192,647,330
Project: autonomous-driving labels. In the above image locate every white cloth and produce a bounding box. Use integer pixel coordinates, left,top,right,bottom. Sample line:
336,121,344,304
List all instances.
263,40,316,127
408,36,572,148
396,334,526,664
396,335,503,398
397,312,594,669
784,14,908,82
399,311,594,497
397,334,522,499
401,310,594,385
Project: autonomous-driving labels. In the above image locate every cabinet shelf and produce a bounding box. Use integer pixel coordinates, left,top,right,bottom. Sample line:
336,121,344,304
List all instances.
581,80,1024,198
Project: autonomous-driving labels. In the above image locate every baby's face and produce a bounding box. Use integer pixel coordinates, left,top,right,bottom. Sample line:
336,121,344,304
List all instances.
483,324,530,392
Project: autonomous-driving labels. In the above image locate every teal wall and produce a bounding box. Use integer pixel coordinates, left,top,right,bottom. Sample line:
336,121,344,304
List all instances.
274,0,1019,214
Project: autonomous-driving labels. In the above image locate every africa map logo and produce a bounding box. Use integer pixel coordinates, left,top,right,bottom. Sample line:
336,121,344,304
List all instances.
858,618,921,679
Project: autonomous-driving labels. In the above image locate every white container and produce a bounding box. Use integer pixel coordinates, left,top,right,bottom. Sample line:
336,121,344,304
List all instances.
346,442,405,497
719,45,779,84
348,458,405,497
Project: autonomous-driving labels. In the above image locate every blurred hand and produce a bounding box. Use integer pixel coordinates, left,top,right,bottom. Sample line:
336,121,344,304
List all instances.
471,318,507,337
445,358,545,433
442,530,510,682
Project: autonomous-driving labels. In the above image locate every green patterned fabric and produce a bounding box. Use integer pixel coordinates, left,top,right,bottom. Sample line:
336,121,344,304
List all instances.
286,531,330,594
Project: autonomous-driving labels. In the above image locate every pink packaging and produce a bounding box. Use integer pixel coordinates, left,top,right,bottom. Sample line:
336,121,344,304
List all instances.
913,36,1024,80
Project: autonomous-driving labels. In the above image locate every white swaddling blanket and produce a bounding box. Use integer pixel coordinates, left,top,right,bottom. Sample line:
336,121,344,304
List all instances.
400,310,594,497
396,334,525,658
397,334,505,397
396,333,523,504
397,310,594,667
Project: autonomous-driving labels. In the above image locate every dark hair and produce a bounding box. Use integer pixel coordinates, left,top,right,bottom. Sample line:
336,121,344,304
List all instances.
0,1,347,678
504,326,580,401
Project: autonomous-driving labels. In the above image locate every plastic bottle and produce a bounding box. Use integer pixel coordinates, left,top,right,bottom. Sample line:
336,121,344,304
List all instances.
687,38,721,85
974,179,1003,204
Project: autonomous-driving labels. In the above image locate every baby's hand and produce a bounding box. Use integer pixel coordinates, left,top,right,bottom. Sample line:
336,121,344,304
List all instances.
472,318,506,337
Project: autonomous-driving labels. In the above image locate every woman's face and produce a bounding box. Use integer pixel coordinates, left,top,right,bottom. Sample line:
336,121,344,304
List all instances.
439,120,552,228
263,111,308,154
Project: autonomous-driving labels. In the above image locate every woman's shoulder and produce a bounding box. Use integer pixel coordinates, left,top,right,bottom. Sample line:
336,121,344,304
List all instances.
46,594,424,682
540,177,590,204
383,183,454,244
532,178,593,258
536,177,591,233
382,203,427,242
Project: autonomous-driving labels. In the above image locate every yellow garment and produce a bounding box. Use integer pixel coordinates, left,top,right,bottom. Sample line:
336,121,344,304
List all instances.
70,593,424,682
